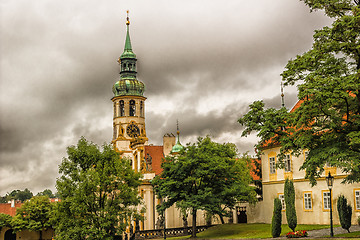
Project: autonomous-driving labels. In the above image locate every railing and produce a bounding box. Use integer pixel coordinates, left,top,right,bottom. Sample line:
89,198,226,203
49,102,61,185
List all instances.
134,225,213,239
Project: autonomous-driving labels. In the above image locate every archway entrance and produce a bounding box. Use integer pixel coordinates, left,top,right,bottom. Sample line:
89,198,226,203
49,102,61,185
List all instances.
236,206,247,223
4,229,16,240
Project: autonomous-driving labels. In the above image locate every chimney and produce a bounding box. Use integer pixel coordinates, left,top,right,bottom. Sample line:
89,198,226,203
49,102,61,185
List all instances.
163,133,175,156
11,199,15,208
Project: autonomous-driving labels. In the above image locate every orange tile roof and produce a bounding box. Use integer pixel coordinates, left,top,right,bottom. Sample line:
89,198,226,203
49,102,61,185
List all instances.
249,158,261,181
0,202,22,216
262,100,304,148
290,99,304,113
144,145,164,176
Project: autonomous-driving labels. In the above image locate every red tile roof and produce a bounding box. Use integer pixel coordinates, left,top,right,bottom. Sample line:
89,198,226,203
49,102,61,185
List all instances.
0,202,22,216
144,145,164,176
250,158,261,181
262,100,303,148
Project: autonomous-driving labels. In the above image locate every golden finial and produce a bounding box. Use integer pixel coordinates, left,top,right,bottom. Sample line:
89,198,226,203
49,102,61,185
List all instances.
126,10,130,25
117,57,121,64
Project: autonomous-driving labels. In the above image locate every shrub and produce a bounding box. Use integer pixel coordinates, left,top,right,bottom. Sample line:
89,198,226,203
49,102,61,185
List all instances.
0,213,12,231
271,198,282,238
284,178,297,232
286,230,308,238
337,195,352,233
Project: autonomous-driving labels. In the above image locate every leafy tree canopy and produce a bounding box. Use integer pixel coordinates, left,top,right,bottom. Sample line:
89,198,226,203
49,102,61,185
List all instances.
0,213,12,231
5,189,33,202
36,189,56,198
239,0,360,185
152,136,257,237
54,137,142,240
11,196,53,240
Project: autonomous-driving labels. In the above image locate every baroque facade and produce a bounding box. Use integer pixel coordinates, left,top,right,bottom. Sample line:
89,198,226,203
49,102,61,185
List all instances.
257,101,360,225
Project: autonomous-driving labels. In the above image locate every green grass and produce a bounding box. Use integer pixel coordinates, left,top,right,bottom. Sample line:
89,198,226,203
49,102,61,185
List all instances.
334,231,360,238
161,223,338,239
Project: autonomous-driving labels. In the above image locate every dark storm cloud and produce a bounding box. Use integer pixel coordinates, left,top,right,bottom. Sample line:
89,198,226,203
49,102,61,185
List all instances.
0,0,330,195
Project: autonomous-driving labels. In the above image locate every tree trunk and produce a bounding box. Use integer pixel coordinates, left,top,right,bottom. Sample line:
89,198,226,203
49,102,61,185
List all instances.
219,215,225,224
39,230,42,240
192,208,197,238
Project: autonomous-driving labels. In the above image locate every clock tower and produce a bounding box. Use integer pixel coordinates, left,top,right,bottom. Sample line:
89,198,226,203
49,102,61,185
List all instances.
112,12,147,172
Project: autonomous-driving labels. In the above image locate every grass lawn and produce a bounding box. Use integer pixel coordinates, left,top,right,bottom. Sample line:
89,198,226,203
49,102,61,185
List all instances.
334,231,360,238
162,223,338,239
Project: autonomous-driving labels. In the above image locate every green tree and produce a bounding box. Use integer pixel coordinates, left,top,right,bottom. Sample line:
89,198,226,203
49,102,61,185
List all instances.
54,137,142,240
0,213,12,232
36,189,55,198
239,0,360,185
7,189,33,202
11,196,53,240
0,196,7,203
271,198,282,238
152,136,257,237
337,195,352,233
284,179,297,232
252,157,263,200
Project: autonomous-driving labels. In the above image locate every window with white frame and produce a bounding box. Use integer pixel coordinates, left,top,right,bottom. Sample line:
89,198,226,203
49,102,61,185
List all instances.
323,191,331,210
355,190,360,210
304,192,312,210
270,157,276,174
284,154,291,172
279,194,285,210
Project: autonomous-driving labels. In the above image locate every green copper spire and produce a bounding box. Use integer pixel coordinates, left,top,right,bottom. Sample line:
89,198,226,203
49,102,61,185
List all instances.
171,120,184,154
121,11,136,59
112,11,145,97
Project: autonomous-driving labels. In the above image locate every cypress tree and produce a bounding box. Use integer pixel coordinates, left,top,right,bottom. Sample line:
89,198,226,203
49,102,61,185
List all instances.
284,178,297,232
337,195,352,233
271,198,282,238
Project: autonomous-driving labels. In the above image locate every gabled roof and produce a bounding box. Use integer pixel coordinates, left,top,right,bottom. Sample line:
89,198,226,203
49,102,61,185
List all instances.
144,145,164,175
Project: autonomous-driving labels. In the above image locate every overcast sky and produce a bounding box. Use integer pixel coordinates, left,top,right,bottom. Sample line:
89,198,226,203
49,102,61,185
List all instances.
0,0,331,195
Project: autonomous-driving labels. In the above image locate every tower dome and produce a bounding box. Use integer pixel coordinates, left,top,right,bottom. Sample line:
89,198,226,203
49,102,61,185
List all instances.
171,121,184,154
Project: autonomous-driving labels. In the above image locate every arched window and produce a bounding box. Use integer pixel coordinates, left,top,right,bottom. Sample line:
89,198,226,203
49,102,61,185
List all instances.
113,102,117,117
129,100,136,116
122,63,126,71
113,125,117,140
119,100,125,116
140,101,144,117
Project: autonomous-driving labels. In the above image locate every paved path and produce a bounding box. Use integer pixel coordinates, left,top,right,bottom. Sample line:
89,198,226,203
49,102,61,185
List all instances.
306,225,360,238
175,225,360,240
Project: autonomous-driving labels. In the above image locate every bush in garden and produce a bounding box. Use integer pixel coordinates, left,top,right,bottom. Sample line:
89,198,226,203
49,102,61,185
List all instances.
284,178,297,232
337,195,352,233
271,198,282,238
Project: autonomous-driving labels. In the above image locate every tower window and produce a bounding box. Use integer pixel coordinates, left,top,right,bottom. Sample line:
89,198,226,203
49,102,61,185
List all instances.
140,101,144,117
122,63,126,71
113,125,117,139
113,102,117,117
119,100,125,116
129,100,136,116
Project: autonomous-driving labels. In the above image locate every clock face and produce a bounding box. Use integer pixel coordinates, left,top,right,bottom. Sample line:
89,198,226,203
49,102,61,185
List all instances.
126,123,140,138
